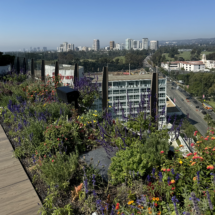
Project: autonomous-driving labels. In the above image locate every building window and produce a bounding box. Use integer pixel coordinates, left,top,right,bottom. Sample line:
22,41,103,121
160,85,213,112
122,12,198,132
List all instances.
120,96,126,100
134,95,139,99
159,93,165,98
113,90,119,94
159,87,165,91
134,89,139,93
129,95,133,99
120,90,126,94
128,89,133,94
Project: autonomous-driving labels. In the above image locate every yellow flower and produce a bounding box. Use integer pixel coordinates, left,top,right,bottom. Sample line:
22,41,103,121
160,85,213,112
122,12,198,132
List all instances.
152,197,156,201
84,124,86,126
193,177,196,181
127,200,134,205
93,120,96,123
43,103,46,107
87,122,89,123
77,116,79,119
109,106,111,108
94,110,97,112
81,117,83,119
155,197,159,201
179,160,183,164
170,180,175,184
95,115,97,117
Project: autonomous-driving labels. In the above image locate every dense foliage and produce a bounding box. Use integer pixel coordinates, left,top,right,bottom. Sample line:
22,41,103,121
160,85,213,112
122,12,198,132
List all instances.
1,68,215,214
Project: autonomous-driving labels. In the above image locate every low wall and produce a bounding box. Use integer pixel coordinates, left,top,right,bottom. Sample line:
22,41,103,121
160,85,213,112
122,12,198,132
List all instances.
0,65,11,75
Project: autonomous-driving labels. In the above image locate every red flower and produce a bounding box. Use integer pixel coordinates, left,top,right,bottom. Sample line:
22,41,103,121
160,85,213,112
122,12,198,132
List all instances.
167,169,171,172
171,187,176,190
44,155,46,158
52,160,54,162
154,203,158,207
57,138,59,141
191,143,195,147
115,203,120,210
113,120,116,124
160,151,164,154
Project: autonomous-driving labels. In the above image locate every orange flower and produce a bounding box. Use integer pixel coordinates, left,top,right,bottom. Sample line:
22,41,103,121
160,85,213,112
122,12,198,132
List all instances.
75,183,83,194
193,177,196,181
191,162,196,166
115,203,120,210
170,180,175,184
157,212,161,215
207,165,214,170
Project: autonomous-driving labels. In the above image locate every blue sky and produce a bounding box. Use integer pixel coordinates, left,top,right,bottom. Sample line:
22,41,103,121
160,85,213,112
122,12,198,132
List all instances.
1,0,215,51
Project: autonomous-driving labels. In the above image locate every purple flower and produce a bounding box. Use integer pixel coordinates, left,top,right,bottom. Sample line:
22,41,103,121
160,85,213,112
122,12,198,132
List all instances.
206,190,213,210
175,173,180,181
171,168,175,175
152,168,156,178
190,192,200,214
167,176,171,184
158,171,163,182
171,196,179,215
147,175,151,182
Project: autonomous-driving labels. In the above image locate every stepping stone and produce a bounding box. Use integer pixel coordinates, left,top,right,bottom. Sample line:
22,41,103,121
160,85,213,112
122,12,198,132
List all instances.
79,146,118,183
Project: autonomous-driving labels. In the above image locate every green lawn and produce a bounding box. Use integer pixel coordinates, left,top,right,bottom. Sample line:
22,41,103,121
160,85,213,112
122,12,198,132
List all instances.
162,51,214,62
80,59,96,62
113,56,126,64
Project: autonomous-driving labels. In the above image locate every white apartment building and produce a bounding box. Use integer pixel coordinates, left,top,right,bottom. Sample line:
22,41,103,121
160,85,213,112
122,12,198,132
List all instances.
125,38,133,50
44,64,84,87
161,61,205,72
82,46,88,51
68,44,74,51
90,74,167,125
62,42,68,52
115,43,121,50
93,39,100,51
142,38,149,50
150,40,159,51
201,54,215,69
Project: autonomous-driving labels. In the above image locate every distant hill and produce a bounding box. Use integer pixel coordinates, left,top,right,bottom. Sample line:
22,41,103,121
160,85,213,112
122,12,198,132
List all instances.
159,37,215,45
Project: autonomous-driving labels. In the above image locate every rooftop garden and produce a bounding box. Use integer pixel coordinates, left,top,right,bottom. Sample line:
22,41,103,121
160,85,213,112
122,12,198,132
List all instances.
0,67,215,215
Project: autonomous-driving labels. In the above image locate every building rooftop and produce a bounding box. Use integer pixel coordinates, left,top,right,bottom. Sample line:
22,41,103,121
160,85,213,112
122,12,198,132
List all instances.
91,74,165,83
162,61,204,65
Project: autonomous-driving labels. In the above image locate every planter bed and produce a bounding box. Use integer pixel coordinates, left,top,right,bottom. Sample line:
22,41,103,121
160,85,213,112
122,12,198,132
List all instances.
1,69,215,215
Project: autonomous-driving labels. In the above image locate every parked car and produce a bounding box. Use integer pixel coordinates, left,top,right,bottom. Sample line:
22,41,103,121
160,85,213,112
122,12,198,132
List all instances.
193,101,198,104
181,99,184,101
202,111,207,115
196,106,199,108
200,108,204,112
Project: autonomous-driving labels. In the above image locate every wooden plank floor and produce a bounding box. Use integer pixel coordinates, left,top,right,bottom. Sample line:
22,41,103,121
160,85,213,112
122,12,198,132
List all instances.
0,125,42,215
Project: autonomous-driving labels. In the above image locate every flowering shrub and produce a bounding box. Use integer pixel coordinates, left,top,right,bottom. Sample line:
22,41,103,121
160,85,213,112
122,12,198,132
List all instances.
39,150,79,190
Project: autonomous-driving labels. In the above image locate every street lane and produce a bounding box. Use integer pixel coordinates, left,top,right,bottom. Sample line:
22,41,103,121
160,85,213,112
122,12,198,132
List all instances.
167,82,208,136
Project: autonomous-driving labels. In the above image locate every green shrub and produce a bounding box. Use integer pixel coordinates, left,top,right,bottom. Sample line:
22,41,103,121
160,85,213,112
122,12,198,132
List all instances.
39,149,79,190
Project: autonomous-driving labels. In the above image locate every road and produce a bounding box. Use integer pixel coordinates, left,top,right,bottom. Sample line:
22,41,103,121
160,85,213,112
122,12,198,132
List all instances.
167,81,208,136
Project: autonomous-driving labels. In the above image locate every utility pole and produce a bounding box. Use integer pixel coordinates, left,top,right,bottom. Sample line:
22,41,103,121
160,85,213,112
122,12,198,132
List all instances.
129,63,130,75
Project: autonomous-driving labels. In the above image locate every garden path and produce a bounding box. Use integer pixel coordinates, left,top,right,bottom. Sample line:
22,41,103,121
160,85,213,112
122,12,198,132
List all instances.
0,125,41,215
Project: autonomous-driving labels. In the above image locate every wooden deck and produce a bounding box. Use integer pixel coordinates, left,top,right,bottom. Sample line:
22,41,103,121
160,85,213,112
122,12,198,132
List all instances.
0,125,42,215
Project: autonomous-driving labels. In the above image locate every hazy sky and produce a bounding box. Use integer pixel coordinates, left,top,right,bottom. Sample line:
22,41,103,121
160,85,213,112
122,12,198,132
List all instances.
1,0,215,51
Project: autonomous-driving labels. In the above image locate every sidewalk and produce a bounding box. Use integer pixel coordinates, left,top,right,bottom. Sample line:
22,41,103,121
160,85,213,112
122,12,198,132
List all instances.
0,125,41,215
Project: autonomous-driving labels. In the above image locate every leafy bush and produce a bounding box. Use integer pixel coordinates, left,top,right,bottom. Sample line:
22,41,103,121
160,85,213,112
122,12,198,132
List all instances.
39,150,79,190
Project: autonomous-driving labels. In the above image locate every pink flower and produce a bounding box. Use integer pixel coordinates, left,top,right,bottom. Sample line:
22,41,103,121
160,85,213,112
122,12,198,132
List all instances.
160,151,164,154
52,160,54,162
191,143,195,147
167,169,171,172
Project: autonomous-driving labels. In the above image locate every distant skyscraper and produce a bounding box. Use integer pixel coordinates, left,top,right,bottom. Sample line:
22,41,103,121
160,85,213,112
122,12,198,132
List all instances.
37,47,40,52
115,43,121,50
42,47,47,51
133,40,137,49
110,41,115,50
78,46,82,51
93,39,100,51
150,40,159,51
125,38,132,50
142,38,148,50
68,44,74,51
62,42,68,52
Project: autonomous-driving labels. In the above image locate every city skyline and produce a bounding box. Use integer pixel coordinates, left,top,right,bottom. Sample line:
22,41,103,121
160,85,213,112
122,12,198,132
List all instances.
1,0,215,51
